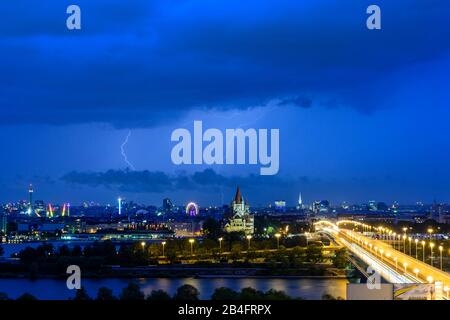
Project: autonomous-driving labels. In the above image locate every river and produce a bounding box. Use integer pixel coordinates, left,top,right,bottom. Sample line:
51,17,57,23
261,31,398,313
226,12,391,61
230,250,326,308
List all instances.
0,242,349,300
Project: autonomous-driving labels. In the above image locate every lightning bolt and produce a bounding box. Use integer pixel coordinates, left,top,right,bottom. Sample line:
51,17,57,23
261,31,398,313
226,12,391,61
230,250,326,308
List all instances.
121,130,136,170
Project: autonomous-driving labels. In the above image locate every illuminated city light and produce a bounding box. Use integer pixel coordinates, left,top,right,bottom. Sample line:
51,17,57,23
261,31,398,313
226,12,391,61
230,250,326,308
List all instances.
185,202,199,217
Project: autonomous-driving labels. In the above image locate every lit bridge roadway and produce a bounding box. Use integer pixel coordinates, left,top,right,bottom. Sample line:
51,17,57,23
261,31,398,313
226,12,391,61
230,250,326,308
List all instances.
315,220,450,295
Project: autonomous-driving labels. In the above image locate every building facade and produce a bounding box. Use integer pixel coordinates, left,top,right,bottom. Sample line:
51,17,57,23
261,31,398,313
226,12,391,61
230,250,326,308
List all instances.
224,187,254,235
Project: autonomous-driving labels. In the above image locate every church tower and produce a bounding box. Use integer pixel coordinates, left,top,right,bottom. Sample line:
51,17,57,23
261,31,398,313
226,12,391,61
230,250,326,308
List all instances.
224,186,254,235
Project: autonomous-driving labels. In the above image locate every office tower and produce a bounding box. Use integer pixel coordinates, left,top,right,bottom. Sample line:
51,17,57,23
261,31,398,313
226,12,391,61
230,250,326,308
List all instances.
28,184,33,215
163,198,174,212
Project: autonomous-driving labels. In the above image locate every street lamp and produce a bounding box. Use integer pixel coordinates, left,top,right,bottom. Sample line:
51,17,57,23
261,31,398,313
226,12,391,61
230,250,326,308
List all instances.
161,241,166,257
403,262,408,273
246,235,252,250
189,238,195,256
393,232,397,249
439,245,443,270
408,237,412,256
275,233,281,250
414,239,418,259
413,268,419,279
141,241,146,251
427,276,433,284
218,237,223,251
430,243,435,266
421,240,426,262
402,235,407,253
427,228,434,240
444,286,450,299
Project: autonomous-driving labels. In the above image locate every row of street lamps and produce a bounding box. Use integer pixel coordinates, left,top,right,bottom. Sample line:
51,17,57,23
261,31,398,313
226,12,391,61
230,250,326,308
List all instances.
139,233,286,258
347,231,440,286
369,226,446,270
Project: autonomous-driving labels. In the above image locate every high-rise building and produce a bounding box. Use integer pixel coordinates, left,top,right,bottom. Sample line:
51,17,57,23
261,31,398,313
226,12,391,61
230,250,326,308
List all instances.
368,200,377,211
28,184,33,215
163,198,174,212
224,186,254,235
312,200,330,214
297,192,304,210
312,201,321,214
274,200,286,212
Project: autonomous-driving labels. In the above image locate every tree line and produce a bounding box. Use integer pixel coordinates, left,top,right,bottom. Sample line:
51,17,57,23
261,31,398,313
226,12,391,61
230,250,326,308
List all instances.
0,282,344,300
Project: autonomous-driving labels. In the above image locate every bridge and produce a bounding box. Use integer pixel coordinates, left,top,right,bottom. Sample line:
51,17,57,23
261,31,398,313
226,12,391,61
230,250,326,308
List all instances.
314,220,450,299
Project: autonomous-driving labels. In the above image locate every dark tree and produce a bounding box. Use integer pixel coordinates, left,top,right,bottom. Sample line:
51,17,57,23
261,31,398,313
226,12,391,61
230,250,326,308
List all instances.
73,287,92,300
202,217,222,240
71,245,83,257
36,243,54,257
332,248,348,269
306,245,324,264
146,289,171,301
321,293,337,300
225,232,244,252
58,245,71,256
298,235,308,247
96,287,116,300
16,293,38,301
18,247,38,264
120,282,145,300
264,289,291,300
239,287,265,300
211,287,239,300
173,284,200,301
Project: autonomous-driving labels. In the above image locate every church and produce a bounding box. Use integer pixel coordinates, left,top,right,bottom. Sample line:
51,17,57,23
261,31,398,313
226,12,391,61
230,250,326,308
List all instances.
224,186,254,235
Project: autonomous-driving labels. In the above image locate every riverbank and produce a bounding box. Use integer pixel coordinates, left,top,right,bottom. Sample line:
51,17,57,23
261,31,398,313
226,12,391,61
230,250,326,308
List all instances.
0,264,352,279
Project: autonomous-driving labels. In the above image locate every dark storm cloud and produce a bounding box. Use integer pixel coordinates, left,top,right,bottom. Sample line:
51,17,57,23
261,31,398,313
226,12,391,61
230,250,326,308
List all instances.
278,96,313,109
61,169,173,193
1,0,450,127
61,168,303,193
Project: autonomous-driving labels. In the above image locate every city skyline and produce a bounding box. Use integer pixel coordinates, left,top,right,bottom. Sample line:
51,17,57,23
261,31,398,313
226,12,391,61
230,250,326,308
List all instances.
1,1,450,204
2,183,448,209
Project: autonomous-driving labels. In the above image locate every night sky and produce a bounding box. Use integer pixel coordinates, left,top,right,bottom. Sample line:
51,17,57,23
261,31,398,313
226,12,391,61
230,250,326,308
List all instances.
1,0,450,206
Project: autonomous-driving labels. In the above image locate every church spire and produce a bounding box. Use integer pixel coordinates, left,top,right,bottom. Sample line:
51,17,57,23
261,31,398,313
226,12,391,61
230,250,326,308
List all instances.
234,186,243,204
